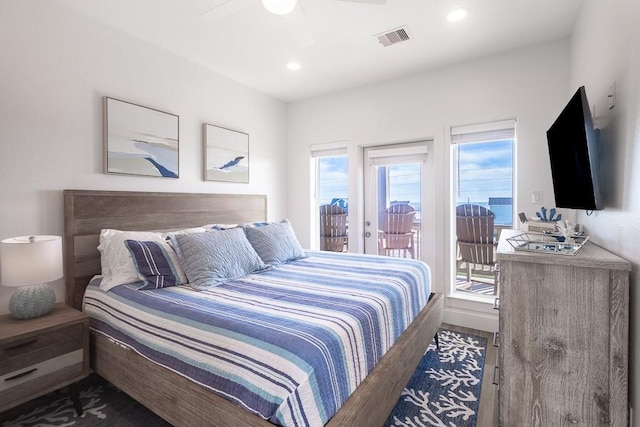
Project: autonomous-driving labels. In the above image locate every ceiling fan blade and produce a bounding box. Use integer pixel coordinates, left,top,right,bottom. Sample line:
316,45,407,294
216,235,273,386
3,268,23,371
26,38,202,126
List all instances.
199,0,255,22
336,0,387,4
284,2,315,48
199,0,314,47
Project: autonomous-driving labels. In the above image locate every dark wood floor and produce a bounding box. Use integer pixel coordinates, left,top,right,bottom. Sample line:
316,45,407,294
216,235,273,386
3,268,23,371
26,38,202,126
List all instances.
442,323,498,427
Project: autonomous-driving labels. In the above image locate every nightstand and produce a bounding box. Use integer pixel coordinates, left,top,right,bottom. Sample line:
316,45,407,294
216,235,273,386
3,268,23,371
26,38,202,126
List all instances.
0,303,90,414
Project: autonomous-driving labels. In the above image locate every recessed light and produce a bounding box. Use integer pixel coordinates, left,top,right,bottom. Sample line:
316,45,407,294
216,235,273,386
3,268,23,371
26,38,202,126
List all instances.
447,8,468,23
286,62,301,71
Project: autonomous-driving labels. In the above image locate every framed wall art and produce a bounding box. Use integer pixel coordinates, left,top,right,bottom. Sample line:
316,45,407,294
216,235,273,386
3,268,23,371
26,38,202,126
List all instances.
203,123,249,183
104,97,179,178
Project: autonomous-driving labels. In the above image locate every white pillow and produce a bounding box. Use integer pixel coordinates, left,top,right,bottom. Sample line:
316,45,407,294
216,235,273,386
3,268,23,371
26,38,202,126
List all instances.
98,229,167,291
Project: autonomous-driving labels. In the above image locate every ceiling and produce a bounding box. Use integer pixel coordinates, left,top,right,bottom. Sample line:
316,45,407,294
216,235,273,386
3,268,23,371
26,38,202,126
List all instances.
55,0,585,102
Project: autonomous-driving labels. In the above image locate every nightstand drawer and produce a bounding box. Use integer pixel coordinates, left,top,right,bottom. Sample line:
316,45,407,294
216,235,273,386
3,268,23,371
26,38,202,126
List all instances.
0,350,84,410
0,349,83,392
0,323,84,376
0,304,89,413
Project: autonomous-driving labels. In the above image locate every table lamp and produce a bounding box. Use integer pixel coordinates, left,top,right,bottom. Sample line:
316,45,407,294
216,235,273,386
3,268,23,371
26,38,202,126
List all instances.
1,235,63,319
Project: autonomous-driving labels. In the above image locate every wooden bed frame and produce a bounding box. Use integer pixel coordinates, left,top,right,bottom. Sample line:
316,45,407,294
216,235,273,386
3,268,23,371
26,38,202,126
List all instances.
63,189,444,427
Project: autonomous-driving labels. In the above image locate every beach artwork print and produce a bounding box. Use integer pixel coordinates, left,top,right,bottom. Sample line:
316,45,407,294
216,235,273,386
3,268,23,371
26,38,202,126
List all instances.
104,98,179,178
204,124,249,183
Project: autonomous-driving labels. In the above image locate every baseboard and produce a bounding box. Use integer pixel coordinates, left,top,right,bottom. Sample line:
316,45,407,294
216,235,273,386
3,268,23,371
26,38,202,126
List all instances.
444,306,498,332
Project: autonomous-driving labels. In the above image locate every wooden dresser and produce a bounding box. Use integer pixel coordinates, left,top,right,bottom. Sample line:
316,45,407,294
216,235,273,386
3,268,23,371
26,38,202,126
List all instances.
0,303,90,412
496,230,630,426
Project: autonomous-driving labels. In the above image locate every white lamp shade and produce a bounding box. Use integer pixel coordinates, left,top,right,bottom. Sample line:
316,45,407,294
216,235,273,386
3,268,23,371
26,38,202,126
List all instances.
1,235,63,287
261,0,297,15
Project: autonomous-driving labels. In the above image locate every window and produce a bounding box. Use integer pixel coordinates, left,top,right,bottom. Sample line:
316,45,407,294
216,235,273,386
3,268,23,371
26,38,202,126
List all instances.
317,155,348,211
451,120,516,296
456,140,514,226
312,148,348,251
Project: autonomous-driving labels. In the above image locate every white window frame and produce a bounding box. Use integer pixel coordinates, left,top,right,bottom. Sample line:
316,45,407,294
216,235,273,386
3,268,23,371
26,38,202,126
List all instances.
311,144,348,251
450,119,517,301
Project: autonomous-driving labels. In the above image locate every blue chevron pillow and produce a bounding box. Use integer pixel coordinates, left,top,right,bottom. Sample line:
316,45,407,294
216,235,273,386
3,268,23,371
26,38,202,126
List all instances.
244,219,305,265
125,239,187,290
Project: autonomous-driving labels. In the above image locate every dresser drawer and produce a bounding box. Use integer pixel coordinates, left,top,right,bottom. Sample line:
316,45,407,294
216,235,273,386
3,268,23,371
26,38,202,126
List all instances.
0,323,84,376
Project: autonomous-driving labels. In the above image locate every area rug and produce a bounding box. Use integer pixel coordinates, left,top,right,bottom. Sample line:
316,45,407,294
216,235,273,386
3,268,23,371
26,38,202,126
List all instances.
385,329,487,427
2,329,487,427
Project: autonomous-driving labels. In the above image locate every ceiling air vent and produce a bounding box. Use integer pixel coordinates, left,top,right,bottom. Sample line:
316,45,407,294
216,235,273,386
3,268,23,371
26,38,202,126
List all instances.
375,26,411,47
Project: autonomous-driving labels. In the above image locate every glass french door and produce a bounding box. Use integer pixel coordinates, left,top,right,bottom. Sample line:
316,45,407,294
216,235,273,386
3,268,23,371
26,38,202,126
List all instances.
363,142,429,260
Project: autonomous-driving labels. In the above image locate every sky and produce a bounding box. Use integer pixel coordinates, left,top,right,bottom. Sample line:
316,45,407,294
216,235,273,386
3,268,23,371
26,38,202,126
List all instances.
317,139,514,222
317,156,348,204
456,140,513,204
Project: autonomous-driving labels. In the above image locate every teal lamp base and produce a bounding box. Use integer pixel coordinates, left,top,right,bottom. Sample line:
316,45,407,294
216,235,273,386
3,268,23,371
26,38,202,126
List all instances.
9,283,56,320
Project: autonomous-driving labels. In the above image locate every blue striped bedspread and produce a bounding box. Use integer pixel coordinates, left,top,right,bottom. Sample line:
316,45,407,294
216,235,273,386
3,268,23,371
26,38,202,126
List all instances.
83,251,431,426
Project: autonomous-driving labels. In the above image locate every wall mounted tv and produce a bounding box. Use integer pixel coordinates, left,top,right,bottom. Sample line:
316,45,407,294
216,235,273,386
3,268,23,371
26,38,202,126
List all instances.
546,86,603,211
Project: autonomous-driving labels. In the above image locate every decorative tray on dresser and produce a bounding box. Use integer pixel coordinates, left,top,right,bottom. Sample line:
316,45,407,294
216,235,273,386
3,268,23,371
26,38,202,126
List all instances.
0,303,90,413
495,229,630,426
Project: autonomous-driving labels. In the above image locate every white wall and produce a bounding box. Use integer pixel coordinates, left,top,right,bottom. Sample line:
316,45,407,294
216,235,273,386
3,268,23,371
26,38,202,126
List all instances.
0,1,288,312
287,40,571,330
569,0,640,417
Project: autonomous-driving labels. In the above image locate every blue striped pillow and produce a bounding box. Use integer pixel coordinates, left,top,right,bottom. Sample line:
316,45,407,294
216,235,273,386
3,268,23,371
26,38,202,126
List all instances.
125,239,187,290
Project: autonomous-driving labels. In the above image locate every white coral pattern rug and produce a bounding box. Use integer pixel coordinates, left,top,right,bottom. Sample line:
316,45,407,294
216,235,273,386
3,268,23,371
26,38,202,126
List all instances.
385,329,488,427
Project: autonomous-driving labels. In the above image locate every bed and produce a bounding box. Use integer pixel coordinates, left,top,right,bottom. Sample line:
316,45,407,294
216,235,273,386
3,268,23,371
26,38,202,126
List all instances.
63,189,444,427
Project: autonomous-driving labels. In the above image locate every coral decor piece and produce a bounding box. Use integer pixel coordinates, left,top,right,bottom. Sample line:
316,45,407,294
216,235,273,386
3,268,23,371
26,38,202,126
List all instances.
535,206,562,222
556,219,577,244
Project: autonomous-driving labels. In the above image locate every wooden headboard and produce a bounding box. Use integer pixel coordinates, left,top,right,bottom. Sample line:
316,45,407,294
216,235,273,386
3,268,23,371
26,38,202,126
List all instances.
63,190,267,310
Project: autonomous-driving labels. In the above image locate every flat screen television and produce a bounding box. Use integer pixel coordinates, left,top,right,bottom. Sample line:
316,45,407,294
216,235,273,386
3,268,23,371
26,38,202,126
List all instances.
546,86,603,211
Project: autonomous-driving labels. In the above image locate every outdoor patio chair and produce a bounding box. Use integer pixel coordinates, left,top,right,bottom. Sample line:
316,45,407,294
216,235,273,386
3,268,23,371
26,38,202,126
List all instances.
379,204,416,258
456,203,497,293
319,204,348,252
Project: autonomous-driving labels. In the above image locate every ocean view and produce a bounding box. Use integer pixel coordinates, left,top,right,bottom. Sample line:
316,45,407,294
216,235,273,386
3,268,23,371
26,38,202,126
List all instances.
468,201,513,226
